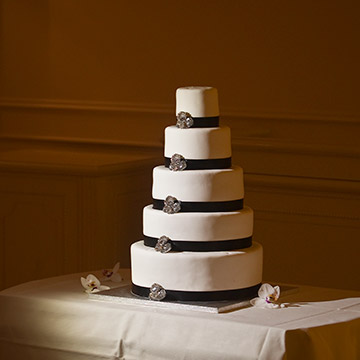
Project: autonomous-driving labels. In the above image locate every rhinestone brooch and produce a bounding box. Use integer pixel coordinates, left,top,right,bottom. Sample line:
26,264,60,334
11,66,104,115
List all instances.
149,283,166,301
169,153,187,171
176,111,194,128
155,236,172,253
163,196,181,214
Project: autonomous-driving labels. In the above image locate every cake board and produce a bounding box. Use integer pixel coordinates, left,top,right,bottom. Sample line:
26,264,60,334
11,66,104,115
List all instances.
89,284,298,313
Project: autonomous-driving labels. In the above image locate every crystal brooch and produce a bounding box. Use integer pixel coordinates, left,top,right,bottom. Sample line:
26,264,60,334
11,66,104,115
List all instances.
169,153,187,171
176,111,194,128
155,236,172,253
163,196,181,214
149,283,166,301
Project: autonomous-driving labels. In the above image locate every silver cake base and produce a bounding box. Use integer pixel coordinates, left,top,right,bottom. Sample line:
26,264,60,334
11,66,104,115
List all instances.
89,284,298,313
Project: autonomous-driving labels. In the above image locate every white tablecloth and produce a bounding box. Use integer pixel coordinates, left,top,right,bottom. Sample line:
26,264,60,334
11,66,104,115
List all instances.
0,270,359,360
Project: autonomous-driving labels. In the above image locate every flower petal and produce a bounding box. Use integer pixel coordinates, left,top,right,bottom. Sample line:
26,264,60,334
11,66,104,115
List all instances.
80,277,88,289
99,285,110,291
86,274,100,287
89,288,100,294
266,303,279,309
112,262,120,273
110,273,123,283
258,283,274,299
273,286,280,301
250,297,267,307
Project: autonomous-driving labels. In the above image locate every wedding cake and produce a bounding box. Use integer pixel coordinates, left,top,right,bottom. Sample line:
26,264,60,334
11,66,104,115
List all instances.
131,86,263,301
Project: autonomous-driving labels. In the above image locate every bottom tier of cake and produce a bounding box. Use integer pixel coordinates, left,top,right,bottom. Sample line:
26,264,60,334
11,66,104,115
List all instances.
131,240,263,301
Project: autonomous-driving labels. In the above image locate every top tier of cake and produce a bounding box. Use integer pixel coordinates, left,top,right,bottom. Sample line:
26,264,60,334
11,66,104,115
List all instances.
176,86,219,117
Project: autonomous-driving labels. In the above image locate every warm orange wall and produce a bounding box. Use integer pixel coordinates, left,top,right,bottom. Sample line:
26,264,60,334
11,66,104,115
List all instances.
1,0,359,118
0,1,359,291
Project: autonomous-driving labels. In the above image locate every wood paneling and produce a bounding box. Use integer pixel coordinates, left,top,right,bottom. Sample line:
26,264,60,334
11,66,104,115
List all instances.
244,173,360,290
0,0,359,290
0,149,157,290
0,174,79,289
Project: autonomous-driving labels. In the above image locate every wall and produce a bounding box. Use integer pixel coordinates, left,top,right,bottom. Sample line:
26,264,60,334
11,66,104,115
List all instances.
0,0,359,290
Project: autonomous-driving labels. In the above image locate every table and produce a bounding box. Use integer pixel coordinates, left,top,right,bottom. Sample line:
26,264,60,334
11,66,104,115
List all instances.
0,270,359,360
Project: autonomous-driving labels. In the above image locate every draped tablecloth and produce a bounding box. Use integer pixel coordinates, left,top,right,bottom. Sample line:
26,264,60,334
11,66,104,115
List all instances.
0,270,359,360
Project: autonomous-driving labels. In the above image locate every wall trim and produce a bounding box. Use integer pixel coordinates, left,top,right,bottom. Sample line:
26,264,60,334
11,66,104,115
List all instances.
0,134,164,149
1,135,359,163
1,133,359,160
1,96,359,124
254,208,360,222
232,137,360,158
1,97,359,181
0,97,172,114
245,173,360,195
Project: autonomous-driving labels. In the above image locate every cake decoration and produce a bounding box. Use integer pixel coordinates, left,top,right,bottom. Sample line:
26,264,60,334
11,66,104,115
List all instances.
165,156,232,170
149,283,167,301
80,274,110,294
169,153,187,171
154,197,243,212
101,262,123,282
144,234,252,252
163,196,181,214
155,236,172,253
250,284,286,309
132,280,262,302
176,111,194,128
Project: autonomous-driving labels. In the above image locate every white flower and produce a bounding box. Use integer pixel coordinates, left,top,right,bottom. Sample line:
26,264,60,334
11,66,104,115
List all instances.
101,262,123,282
250,283,283,309
80,274,110,294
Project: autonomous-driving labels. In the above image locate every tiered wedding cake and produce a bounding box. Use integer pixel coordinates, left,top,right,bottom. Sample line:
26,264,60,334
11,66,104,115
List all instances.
131,86,263,301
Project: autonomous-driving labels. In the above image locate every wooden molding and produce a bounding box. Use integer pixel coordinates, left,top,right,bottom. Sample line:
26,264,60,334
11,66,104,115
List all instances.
0,97,172,114
1,96,359,182
1,97,359,157
1,96,359,123
245,173,360,195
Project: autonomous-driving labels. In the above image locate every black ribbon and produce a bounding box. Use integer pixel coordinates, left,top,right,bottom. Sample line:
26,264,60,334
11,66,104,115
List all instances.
189,116,219,128
143,235,252,251
153,198,243,212
132,283,261,302
165,157,231,170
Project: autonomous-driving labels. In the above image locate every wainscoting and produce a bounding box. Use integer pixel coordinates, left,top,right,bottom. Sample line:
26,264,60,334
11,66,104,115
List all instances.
0,98,359,291
0,137,159,290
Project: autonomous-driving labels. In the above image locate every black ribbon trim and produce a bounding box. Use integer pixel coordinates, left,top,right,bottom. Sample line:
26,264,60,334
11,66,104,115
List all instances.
132,283,261,302
165,157,231,170
153,198,243,212
143,235,252,251
190,116,219,128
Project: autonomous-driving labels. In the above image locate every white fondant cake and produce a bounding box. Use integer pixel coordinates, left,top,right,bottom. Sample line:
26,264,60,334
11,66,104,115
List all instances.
131,241,262,292
164,126,231,159
130,86,263,302
143,205,253,241
176,86,219,117
152,166,244,202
